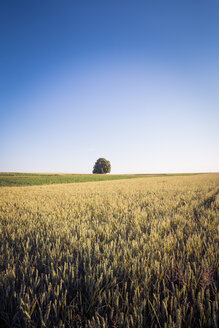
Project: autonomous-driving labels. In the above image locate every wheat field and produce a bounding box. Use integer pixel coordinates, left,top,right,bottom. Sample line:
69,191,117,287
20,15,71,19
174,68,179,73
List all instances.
0,174,218,327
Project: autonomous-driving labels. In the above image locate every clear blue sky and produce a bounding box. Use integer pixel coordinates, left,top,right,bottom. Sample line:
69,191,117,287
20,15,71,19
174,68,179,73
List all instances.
1,0,219,173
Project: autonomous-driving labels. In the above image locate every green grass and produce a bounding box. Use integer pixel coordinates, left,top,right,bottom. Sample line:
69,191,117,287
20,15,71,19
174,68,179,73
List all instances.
0,173,143,187
0,172,201,187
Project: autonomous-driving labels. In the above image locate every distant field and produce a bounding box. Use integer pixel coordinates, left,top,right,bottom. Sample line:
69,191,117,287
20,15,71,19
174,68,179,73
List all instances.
0,172,201,187
0,173,145,187
0,174,218,327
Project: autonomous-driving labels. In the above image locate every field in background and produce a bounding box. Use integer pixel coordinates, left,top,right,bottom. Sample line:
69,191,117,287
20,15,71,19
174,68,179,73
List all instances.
0,173,144,187
0,174,218,327
0,172,200,187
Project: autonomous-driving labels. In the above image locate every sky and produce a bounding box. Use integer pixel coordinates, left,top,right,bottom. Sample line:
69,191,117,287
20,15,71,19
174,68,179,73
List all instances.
0,0,219,174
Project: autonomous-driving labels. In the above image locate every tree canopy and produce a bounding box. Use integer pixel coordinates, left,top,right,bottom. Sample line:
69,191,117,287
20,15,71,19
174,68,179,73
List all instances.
92,158,111,174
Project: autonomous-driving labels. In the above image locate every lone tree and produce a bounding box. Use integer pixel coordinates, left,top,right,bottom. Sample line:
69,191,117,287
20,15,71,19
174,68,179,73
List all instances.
92,158,111,174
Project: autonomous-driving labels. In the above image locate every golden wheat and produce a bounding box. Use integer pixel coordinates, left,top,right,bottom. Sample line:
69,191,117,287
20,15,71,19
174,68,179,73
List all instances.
0,174,218,327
